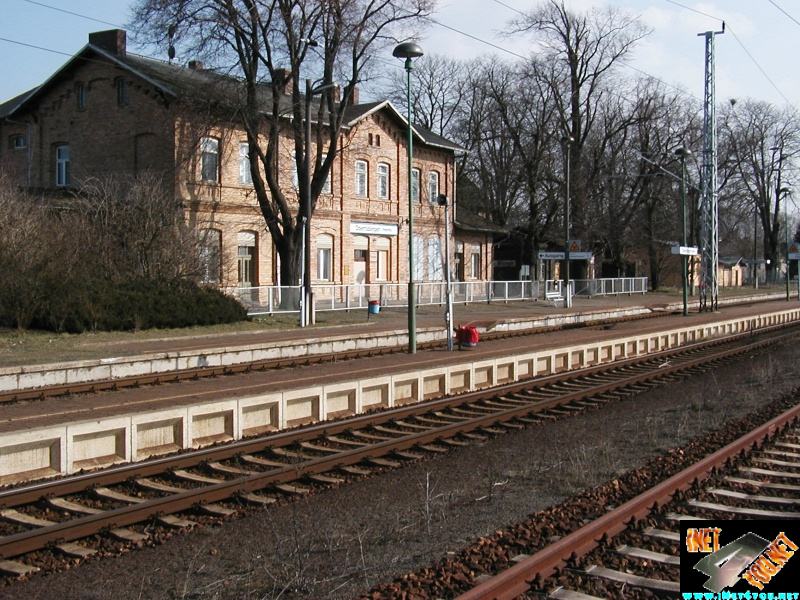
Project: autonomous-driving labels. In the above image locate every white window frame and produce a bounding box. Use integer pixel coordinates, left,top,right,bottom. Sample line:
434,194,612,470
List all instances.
201,137,219,183
413,235,424,281
55,145,70,187
317,234,334,281
199,229,222,284
377,163,390,199
355,160,368,197
428,238,443,281
411,168,420,203
428,171,439,204
239,142,253,185
320,153,332,194
471,245,481,279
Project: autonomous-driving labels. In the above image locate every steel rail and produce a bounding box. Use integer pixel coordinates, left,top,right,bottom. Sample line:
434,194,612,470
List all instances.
455,397,800,599
0,324,781,508
0,326,795,562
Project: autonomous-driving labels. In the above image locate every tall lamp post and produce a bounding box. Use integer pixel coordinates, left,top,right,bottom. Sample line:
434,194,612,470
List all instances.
302,77,336,327
561,136,574,308
393,41,424,353
436,194,454,350
676,148,692,316
780,187,792,301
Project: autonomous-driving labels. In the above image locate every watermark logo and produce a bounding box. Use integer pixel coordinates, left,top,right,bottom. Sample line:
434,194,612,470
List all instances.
680,520,799,599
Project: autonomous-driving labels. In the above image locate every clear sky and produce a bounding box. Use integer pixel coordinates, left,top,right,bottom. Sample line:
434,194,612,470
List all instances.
1,0,799,111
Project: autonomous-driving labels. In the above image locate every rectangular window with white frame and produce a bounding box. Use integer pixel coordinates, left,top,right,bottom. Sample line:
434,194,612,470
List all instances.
428,171,439,204
411,168,420,202
471,245,481,279
55,144,70,187
413,235,424,281
428,238,443,280
200,137,219,182
355,160,368,196
239,142,253,185
377,162,390,199
320,153,332,194
318,248,332,280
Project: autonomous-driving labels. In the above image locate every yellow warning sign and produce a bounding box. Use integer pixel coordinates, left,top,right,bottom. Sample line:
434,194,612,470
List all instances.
790,243,799,253
569,242,581,252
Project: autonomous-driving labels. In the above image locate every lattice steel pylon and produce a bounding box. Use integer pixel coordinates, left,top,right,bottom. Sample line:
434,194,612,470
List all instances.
698,26,724,312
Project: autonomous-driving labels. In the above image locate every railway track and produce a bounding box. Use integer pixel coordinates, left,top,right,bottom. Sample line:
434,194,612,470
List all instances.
360,360,800,599
0,310,666,404
0,321,795,583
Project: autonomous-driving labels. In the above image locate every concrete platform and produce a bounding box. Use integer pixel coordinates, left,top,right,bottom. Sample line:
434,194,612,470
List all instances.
0,291,785,395
1,297,797,485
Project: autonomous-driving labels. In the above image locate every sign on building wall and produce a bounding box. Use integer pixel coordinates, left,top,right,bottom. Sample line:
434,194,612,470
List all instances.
350,222,399,236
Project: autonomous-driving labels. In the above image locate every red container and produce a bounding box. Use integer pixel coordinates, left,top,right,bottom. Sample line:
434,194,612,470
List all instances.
456,325,479,347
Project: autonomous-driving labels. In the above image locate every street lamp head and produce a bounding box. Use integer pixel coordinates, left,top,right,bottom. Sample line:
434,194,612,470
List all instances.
780,187,792,196
435,194,448,206
310,81,336,95
675,147,692,158
393,41,424,60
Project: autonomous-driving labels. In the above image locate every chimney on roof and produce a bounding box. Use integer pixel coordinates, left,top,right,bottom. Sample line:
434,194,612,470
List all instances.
352,86,359,105
89,29,127,56
188,60,204,70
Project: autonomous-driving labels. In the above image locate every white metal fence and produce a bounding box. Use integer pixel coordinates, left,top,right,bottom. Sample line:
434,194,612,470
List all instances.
573,277,648,297
231,277,648,315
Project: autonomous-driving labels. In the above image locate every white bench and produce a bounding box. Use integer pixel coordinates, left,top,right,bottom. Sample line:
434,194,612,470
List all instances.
545,290,564,307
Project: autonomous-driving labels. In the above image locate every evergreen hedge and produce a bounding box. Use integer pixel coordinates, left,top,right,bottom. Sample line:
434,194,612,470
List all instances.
2,278,248,333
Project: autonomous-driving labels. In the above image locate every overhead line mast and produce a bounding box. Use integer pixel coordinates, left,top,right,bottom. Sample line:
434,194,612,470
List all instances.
698,24,724,312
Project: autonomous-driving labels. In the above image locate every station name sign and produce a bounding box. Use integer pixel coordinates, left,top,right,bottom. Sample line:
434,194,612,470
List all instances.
671,245,699,256
350,222,398,236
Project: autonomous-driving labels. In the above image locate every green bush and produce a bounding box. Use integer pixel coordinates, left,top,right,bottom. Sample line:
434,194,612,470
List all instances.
13,278,248,333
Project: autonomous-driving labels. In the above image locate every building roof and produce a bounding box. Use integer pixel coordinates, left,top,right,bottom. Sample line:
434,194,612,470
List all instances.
2,30,466,154
454,206,507,235
720,257,746,267
0,88,37,119
345,100,467,153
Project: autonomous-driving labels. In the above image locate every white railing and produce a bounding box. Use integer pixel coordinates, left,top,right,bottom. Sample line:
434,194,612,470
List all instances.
572,277,648,297
232,277,648,315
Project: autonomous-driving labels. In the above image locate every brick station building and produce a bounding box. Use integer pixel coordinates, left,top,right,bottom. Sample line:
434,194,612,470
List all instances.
1,30,494,303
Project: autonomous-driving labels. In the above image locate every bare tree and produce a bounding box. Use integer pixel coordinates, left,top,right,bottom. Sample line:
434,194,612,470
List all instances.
74,174,200,281
506,0,649,255
130,0,434,299
719,99,800,282
586,79,701,286
386,53,469,138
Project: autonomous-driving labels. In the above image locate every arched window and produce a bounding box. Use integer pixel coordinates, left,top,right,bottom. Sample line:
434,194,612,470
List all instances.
428,171,439,204
198,229,221,284
200,137,219,182
377,163,390,199
238,230,257,289
317,234,334,281
355,160,368,196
